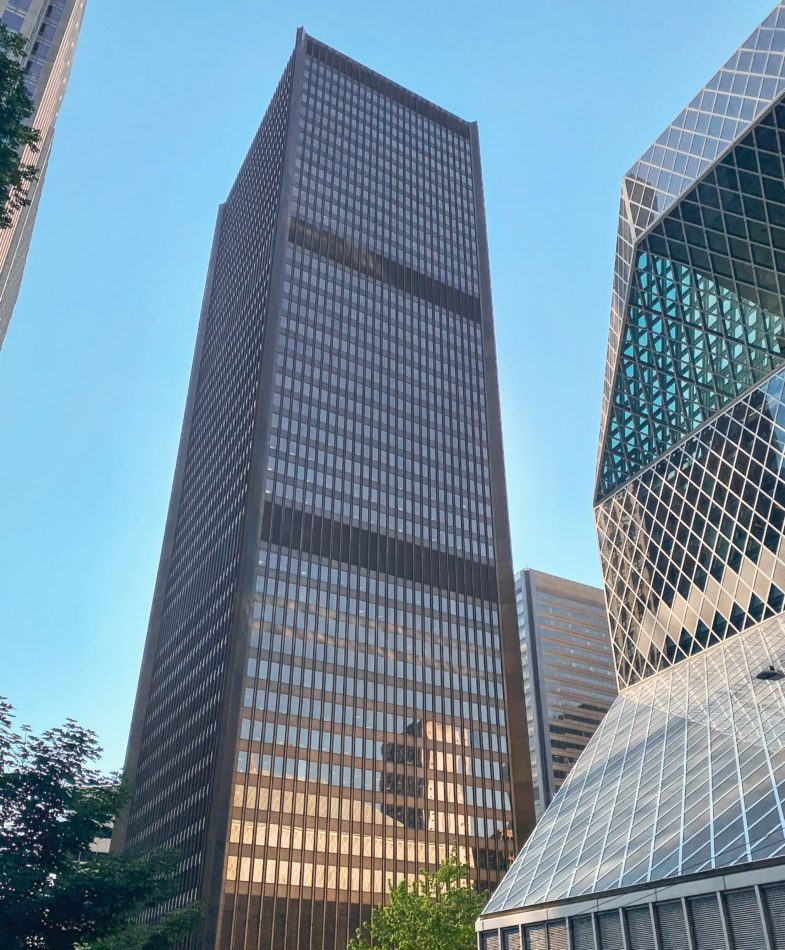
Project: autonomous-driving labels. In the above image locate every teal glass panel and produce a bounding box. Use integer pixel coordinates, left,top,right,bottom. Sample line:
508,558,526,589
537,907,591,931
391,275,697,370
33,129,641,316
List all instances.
599,101,785,498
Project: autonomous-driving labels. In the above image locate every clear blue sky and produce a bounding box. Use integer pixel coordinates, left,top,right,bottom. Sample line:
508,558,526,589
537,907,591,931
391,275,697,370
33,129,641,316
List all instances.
0,0,776,769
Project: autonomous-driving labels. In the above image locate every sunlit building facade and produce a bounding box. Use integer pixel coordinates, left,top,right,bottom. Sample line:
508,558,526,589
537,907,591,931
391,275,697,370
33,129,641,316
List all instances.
113,31,534,950
0,0,86,347
516,569,616,818
480,4,785,948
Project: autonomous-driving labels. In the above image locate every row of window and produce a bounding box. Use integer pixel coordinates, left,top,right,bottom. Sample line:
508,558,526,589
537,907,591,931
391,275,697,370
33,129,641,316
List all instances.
299,57,478,294
239,717,504,781
257,547,500,622
479,881,785,949
235,749,508,812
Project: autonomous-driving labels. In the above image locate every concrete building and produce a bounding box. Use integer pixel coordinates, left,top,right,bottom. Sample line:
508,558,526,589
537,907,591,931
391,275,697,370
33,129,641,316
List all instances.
516,570,616,819
0,0,86,347
114,31,534,950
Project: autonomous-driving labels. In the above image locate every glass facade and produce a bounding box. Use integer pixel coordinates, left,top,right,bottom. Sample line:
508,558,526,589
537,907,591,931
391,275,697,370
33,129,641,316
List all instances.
486,616,785,913
600,99,785,498
595,2,785,687
599,3,785,501
479,4,785,946
515,570,616,817
599,367,785,686
0,0,86,347
120,51,297,908
116,31,532,950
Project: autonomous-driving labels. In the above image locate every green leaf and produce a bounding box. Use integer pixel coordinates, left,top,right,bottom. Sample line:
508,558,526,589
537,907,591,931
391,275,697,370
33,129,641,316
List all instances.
0,699,201,949
347,853,487,950
0,23,41,229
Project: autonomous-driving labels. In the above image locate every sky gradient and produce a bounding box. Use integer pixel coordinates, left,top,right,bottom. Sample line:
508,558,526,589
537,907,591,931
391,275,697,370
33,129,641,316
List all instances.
0,0,777,769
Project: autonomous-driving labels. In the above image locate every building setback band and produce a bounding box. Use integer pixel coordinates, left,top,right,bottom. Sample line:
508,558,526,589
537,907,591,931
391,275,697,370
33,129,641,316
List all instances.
288,217,482,323
262,502,498,599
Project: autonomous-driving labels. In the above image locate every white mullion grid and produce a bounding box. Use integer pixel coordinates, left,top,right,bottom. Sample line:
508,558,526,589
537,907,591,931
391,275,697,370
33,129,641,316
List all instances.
580,693,640,894
491,596,785,919
721,639,754,864
597,500,659,680
740,630,785,843
706,648,720,872
680,651,717,875
676,654,693,876
489,692,629,912
611,482,673,663
601,386,785,686
614,671,661,887
538,699,628,900
646,670,678,881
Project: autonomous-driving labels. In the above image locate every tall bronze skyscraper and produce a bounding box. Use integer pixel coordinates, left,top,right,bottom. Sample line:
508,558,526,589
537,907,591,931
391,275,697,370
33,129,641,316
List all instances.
114,31,533,950
0,0,86,347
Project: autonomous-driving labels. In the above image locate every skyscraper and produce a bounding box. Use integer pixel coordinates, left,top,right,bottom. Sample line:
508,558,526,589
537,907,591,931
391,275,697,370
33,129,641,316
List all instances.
479,4,785,948
113,31,534,950
0,0,86,348
515,569,616,818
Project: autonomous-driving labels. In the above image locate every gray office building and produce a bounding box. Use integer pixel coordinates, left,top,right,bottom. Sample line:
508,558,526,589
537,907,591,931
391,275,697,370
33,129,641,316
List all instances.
114,31,534,950
0,0,86,347
516,569,616,819
480,3,785,948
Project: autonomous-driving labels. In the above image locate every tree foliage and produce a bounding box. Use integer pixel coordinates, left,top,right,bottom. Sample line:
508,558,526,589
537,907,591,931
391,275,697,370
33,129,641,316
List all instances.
0,22,40,229
348,854,487,950
87,903,202,950
0,699,199,949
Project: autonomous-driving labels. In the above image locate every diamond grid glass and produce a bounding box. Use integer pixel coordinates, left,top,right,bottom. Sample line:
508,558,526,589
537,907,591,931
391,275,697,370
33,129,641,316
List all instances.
483,616,785,914
599,367,785,687
598,2,785,487
627,4,785,234
483,8,785,928
600,99,785,497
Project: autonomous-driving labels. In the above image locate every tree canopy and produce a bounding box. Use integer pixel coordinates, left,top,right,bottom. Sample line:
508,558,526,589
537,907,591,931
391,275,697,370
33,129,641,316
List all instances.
348,854,487,950
0,22,40,229
0,699,199,949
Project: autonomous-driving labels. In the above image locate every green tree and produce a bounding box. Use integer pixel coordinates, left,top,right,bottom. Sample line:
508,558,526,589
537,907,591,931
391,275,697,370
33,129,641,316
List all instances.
0,22,40,229
0,699,200,949
348,854,487,950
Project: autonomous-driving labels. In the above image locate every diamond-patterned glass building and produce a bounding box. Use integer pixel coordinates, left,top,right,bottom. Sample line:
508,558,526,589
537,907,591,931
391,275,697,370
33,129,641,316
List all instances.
479,4,785,947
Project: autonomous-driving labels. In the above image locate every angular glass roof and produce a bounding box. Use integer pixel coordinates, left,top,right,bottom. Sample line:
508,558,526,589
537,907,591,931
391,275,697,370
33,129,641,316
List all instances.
484,614,785,917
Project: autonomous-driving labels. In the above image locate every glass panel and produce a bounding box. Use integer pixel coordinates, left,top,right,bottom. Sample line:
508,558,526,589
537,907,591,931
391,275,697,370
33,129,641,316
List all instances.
570,915,596,950
724,888,765,947
687,894,726,949
656,901,690,950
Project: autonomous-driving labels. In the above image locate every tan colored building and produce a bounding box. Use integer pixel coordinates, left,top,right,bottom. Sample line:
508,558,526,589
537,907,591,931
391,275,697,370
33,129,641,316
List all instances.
516,569,617,818
0,0,86,347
